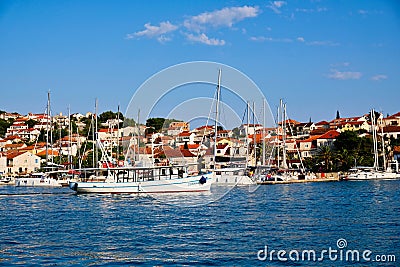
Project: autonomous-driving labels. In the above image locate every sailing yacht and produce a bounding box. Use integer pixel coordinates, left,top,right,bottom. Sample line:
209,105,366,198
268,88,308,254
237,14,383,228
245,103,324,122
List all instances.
15,91,65,187
208,69,255,186
257,100,316,183
344,110,400,181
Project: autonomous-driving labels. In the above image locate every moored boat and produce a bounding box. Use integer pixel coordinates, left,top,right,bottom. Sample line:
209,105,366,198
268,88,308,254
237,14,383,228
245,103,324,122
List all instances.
68,165,212,194
15,172,62,187
343,167,400,181
212,167,255,186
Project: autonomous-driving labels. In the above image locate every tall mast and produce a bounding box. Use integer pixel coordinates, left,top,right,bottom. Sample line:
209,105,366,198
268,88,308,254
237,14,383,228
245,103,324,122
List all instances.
117,104,120,161
253,101,256,166
282,102,287,169
276,103,280,168
93,98,99,168
380,113,386,170
92,113,95,168
371,109,379,171
262,98,266,166
246,101,250,168
136,109,140,163
213,68,221,170
46,91,50,165
68,105,71,170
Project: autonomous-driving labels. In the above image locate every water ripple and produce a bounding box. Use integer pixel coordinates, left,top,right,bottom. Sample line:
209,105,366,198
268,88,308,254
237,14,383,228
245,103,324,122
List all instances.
0,181,399,266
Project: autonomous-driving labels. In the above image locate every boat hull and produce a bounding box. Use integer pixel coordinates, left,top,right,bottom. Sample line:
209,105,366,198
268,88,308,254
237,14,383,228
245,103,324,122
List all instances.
344,172,400,181
212,175,255,186
69,173,213,194
15,177,62,187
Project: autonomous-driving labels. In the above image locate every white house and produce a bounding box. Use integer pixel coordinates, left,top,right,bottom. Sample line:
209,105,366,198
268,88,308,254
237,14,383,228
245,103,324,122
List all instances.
0,155,6,175
175,131,195,146
5,151,41,175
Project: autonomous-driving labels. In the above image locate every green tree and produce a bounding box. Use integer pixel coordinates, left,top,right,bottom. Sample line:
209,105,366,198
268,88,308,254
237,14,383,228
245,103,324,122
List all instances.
316,145,334,172
26,119,38,129
99,110,124,123
146,118,165,133
0,118,12,137
333,130,374,169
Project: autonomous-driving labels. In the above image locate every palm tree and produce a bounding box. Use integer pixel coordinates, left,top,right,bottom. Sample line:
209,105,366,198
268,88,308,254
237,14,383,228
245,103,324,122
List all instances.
335,148,351,171
317,145,334,172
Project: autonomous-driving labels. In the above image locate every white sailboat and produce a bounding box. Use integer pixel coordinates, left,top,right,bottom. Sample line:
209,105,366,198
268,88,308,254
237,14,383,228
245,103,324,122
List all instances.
15,91,64,187
209,69,255,186
258,99,315,182
345,109,400,181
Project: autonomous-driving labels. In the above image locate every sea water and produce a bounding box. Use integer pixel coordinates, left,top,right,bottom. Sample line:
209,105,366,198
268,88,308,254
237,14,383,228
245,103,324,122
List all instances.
0,180,399,266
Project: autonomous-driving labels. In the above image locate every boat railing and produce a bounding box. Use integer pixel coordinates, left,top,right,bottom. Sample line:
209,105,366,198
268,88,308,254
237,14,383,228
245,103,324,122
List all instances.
76,165,190,183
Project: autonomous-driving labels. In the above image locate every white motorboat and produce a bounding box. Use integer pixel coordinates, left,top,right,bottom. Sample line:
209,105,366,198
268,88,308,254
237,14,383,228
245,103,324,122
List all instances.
15,172,62,187
212,167,255,186
68,165,213,194
343,168,399,181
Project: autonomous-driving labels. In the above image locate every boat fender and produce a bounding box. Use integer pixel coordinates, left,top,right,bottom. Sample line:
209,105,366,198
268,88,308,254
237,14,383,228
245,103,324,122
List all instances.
69,182,78,191
199,176,207,184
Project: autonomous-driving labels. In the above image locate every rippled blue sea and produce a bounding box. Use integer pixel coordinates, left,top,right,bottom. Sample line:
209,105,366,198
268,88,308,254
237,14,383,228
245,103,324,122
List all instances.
0,180,399,266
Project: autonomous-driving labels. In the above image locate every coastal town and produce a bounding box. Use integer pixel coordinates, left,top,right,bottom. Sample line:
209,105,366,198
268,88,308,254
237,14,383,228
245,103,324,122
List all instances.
1,107,400,180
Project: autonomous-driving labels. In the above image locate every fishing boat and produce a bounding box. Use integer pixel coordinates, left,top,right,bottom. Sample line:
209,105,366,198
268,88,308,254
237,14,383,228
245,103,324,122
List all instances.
68,165,212,194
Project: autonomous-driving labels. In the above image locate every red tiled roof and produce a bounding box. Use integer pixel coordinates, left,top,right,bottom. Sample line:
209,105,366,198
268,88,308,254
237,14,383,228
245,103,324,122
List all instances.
5,143,25,149
178,131,192,137
37,150,59,156
315,120,329,125
163,148,196,158
179,144,200,150
318,130,340,139
6,151,26,159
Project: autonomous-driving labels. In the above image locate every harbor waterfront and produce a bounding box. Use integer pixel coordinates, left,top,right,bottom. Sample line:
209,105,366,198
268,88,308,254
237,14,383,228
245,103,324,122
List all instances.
1,180,399,266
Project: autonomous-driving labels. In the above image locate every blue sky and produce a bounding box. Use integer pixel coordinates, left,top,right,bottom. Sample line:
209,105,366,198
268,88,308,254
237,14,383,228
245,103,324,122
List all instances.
0,0,399,125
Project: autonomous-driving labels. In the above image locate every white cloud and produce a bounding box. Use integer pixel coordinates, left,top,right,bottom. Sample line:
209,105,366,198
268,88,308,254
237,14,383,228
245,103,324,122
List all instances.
330,62,350,67
250,36,292,42
183,6,259,32
297,37,305,42
307,40,339,46
126,21,178,40
328,69,362,80
250,36,267,42
157,35,172,43
295,7,327,13
268,1,286,14
357,9,383,15
186,33,226,46
371,74,388,81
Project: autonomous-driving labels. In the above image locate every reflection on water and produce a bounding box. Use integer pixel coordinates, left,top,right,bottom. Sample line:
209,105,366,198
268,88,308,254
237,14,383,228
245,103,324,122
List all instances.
0,180,399,266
